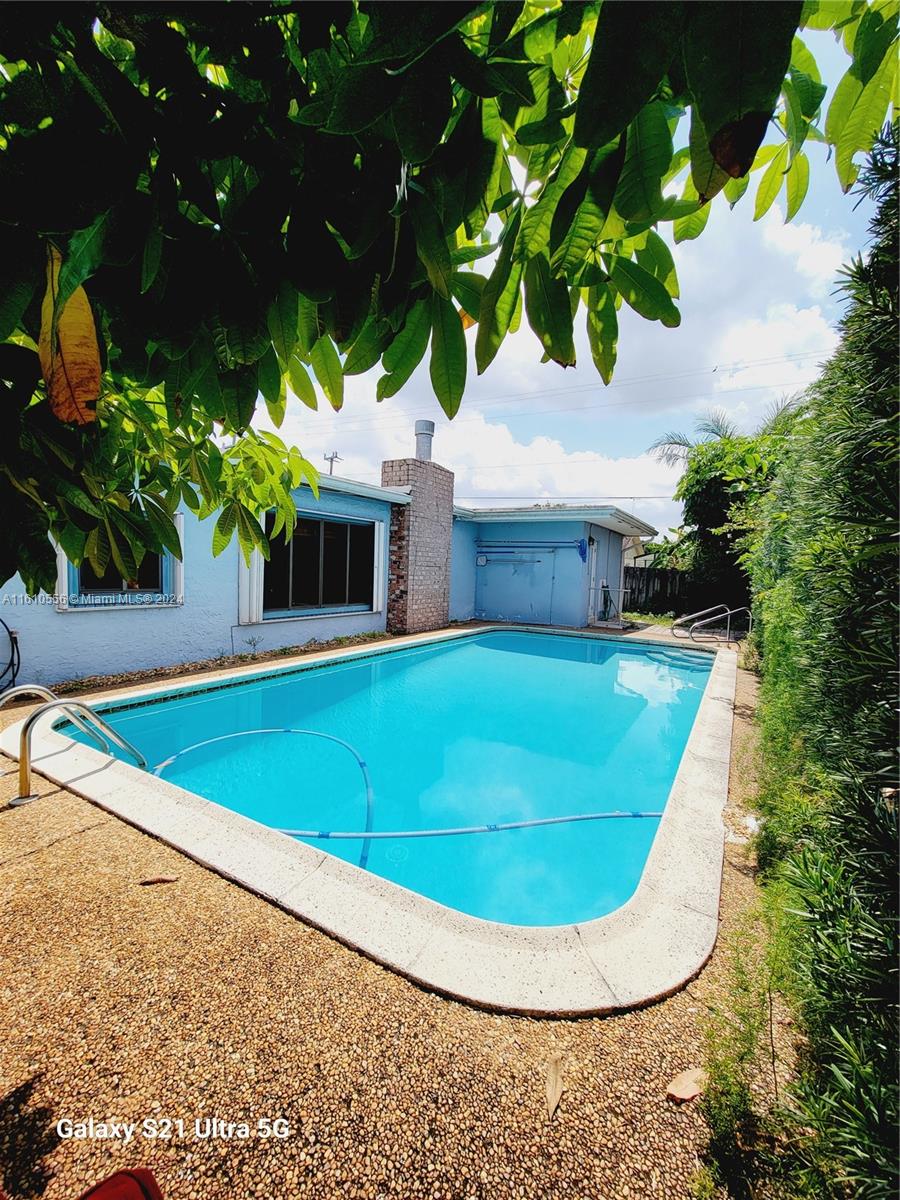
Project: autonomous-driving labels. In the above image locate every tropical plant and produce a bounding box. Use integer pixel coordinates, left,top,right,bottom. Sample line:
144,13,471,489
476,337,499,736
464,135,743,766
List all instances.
1,1,896,591
735,123,899,1198
646,404,799,607
648,407,740,467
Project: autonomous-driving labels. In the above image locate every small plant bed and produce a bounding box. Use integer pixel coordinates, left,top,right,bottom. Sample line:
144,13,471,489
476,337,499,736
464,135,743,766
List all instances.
44,631,397,699
622,611,677,628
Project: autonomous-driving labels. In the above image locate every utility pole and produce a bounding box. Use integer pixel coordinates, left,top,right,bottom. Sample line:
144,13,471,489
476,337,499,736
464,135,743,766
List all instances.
324,450,342,475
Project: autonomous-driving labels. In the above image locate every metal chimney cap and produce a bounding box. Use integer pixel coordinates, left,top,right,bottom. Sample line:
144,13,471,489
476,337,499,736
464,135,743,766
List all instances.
414,420,435,461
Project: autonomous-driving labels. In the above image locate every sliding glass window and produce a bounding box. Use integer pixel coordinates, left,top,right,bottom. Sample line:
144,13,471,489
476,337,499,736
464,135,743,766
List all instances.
263,514,375,614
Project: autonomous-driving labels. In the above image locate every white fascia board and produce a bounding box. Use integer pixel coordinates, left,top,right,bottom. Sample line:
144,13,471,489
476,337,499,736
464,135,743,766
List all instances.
302,474,411,505
453,505,657,539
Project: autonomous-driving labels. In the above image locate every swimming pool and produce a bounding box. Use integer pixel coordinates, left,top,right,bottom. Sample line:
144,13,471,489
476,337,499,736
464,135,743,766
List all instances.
65,629,712,926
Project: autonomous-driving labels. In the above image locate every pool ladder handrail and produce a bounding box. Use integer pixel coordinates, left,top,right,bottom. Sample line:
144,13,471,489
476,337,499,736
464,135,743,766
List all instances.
671,604,730,638
0,685,147,805
688,606,753,643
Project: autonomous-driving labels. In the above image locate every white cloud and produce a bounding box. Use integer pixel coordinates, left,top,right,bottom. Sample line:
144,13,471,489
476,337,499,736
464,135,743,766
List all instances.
260,392,683,536
761,205,850,297
708,302,839,424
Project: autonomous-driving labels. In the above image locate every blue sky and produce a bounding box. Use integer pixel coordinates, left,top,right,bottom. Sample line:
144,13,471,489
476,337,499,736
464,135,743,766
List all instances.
261,30,874,538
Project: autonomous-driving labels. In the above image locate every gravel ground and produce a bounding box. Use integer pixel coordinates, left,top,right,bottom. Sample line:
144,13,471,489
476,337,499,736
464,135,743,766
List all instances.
0,659,770,1200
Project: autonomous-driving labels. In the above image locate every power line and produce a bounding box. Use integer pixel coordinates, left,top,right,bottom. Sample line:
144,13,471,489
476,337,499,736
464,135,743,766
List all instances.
287,348,833,435
304,371,831,439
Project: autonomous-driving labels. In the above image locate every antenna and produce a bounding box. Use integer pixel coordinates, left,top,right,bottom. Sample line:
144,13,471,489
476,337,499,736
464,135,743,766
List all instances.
324,451,342,475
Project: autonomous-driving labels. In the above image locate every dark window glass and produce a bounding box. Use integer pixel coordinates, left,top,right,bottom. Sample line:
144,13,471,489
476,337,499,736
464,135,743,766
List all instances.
291,518,320,607
263,512,290,610
134,553,163,591
348,523,375,605
261,514,375,613
321,521,348,605
80,553,161,594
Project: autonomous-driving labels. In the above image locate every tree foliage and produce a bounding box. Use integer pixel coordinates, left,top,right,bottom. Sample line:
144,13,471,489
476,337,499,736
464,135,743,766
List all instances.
646,406,793,608
0,0,896,591
736,126,897,1197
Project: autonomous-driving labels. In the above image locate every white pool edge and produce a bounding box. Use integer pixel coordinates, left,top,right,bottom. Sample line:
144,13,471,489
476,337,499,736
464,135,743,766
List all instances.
1,626,737,1017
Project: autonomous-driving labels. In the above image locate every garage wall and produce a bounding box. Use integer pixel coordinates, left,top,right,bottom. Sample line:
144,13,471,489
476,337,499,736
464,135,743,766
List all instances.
470,521,591,627
449,518,478,621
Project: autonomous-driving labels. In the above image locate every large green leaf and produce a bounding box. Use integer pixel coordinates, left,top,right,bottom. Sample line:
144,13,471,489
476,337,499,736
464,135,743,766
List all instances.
673,177,711,242
324,64,398,134
586,283,618,384
220,365,258,431
614,102,673,222
377,298,432,399
449,271,487,318
785,151,811,220
606,255,681,327
518,143,587,260
462,97,504,239
266,279,299,366
573,2,684,149
723,173,751,208
834,43,897,189
683,1,804,177
524,254,576,367
550,137,626,276
0,229,42,341
55,210,110,321
391,61,452,163
296,296,319,358
287,355,317,410
409,190,452,299
343,316,392,376
429,293,467,418
212,502,238,557
689,109,730,203
475,210,523,374
635,230,679,297
309,335,344,410
256,346,285,425
754,142,789,218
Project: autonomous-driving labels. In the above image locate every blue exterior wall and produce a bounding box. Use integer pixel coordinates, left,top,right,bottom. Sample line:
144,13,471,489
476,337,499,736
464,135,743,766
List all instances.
0,487,394,687
449,518,478,621
461,519,594,628
588,523,624,605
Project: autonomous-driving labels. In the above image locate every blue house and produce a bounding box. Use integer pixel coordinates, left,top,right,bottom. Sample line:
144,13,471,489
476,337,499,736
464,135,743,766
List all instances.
0,422,655,687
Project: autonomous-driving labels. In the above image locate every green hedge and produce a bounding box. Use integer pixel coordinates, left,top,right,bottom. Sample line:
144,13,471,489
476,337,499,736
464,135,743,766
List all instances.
744,126,899,1198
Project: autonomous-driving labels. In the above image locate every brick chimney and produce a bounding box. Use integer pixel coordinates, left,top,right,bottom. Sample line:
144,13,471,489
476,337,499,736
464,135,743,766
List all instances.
381,422,454,634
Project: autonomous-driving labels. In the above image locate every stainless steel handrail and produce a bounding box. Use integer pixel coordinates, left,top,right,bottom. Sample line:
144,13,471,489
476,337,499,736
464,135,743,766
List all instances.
672,604,730,639
0,684,109,755
689,607,754,643
14,699,148,805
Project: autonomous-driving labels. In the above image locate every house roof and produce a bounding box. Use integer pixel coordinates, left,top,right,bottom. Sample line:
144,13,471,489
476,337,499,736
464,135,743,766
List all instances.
303,474,411,505
452,504,657,538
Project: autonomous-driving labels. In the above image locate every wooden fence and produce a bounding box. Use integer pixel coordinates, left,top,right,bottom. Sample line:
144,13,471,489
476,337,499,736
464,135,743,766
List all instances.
623,566,691,616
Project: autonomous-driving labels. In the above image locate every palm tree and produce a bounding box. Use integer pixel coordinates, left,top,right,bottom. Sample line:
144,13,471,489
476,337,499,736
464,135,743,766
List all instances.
648,401,800,466
648,408,739,467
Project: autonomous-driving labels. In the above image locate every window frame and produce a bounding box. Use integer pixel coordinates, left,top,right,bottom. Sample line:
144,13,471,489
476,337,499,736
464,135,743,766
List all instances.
55,514,185,612
261,513,378,618
240,510,386,626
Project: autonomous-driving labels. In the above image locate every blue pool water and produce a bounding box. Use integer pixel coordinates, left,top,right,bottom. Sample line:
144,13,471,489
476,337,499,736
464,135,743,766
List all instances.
67,631,712,925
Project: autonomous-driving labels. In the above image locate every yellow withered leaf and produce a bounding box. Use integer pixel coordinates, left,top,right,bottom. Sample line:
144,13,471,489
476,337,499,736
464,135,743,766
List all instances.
38,245,100,425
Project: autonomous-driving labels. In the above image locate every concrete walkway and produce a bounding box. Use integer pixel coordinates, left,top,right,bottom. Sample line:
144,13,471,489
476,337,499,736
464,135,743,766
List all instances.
1,652,765,1200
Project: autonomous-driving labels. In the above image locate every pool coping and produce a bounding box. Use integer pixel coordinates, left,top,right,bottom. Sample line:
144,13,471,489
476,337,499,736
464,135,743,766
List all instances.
1,625,737,1017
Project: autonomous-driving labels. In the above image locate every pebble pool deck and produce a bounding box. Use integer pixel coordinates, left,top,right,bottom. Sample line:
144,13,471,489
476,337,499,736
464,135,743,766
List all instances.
0,627,773,1200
